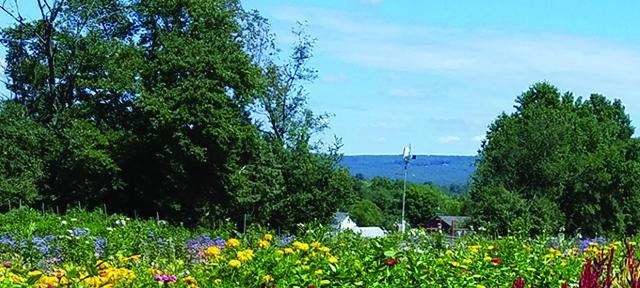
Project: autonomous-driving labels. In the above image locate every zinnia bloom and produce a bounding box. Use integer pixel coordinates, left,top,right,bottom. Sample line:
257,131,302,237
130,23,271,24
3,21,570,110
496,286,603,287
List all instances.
385,258,398,266
154,274,177,283
229,259,241,268
226,238,241,248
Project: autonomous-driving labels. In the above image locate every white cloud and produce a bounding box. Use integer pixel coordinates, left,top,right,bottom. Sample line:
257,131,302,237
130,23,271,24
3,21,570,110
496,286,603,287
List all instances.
472,135,485,142
438,136,461,144
267,6,640,98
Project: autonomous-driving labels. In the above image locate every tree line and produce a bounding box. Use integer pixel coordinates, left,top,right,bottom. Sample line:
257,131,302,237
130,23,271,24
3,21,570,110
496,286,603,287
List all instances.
0,0,361,229
466,82,640,237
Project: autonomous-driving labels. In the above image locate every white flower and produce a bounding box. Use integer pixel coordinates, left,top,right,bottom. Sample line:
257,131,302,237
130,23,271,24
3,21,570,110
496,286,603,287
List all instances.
61,220,68,225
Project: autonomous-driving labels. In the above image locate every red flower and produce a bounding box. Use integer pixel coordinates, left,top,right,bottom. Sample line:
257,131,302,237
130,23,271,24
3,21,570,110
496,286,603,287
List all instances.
491,258,501,265
385,258,398,266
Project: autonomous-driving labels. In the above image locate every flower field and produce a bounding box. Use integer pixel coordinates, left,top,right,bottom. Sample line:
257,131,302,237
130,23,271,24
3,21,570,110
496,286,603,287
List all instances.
0,209,635,287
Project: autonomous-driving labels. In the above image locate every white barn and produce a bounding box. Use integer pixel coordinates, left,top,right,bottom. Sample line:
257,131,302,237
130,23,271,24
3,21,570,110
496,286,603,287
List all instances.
331,212,387,238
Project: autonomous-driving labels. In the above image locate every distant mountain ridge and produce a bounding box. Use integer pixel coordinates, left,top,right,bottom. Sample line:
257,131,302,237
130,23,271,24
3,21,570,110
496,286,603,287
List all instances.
340,155,477,186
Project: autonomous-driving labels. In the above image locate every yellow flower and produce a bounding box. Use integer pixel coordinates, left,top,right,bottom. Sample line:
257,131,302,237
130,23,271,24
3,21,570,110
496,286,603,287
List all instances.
226,238,241,248
236,249,254,262
183,276,198,288
275,250,284,255
283,248,294,255
328,256,339,264
450,261,460,267
119,255,142,263
28,270,43,277
214,278,222,285
483,255,492,261
468,245,481,253
204,246,221,258
311,242,321,249
548,247,561,256
263,234,273,241
293,241,310,251
10,273,25,283
315,269,324,276
259,240,270,249
263,275,274,283
463,258,473,264
229,259,241,268
319,246,330,254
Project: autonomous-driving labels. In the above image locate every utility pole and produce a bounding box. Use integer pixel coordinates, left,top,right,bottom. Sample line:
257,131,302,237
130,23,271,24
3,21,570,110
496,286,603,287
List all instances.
401,145,414,233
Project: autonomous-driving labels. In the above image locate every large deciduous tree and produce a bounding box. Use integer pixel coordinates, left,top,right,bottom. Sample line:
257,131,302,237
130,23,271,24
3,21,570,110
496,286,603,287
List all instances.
0,0,357,229
466,82,640,236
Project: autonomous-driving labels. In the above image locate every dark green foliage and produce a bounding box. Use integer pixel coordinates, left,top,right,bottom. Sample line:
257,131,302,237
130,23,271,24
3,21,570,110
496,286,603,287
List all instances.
0,0,355,229
349,199,384,227
361,176,463,230
0,102,52,204
467,82,640,236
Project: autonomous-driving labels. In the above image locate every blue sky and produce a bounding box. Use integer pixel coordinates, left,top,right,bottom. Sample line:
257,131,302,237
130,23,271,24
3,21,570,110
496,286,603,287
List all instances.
240,0,640,155
3,1,640,155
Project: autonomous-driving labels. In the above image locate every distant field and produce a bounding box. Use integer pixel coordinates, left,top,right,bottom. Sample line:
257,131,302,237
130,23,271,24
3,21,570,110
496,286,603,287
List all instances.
341,155,476,185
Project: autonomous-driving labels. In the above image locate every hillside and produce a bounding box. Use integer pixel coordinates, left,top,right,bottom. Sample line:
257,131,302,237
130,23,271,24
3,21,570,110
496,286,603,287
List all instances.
341,155,476,186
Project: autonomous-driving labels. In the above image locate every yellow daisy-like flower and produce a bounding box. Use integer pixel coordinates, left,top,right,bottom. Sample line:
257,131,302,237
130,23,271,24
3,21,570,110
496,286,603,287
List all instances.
204,246,221,258
328,256,338,264
293,241,310,251
259,240,270,249
214,278,222,285
283,248,294,255
311,242,321,249
228,259,242,268
468,245,481,253
450,261,461,267
319,246,330,254
275,250,284,255
463,258,472,264
262,275,274,283
226,238,241,248
315,269,324,276
236,249,254,262
183,276,198,288
263,234,273,241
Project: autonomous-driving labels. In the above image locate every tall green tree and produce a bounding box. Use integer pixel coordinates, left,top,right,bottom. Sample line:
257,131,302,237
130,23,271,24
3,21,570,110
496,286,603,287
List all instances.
0,0,357,229
467,82,640,236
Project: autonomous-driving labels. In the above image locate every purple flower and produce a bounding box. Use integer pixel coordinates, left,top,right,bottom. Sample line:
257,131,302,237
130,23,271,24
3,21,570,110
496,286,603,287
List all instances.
0,235,16,249
185,235,226,262
94,238,106,257
154,274,177,283
72,228,89,237
281,235,295,245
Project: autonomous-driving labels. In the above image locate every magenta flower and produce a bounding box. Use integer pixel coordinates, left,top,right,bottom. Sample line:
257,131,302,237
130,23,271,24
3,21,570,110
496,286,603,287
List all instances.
154,274,177,283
